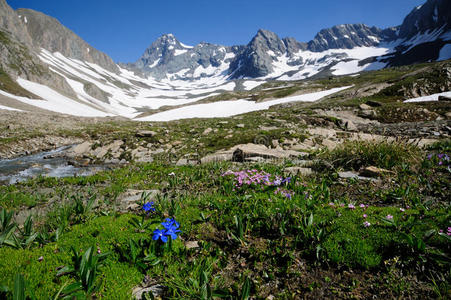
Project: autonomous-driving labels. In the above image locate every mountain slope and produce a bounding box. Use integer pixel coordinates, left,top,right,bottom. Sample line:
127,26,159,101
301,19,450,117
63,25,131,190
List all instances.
16,8,118,73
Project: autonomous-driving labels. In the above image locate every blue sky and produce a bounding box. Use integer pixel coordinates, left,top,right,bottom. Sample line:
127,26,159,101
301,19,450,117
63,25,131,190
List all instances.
8,0,425,63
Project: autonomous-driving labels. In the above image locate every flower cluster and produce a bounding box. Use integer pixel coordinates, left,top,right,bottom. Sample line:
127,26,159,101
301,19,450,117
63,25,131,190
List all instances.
274,187,294,199
152,218,181,243
427,153,450,166
222,169,291,189
327,202,410,228
438,227,451,236
142,202,155,213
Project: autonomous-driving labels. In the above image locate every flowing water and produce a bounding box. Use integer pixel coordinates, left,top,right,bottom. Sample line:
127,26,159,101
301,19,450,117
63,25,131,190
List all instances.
0,146,107,185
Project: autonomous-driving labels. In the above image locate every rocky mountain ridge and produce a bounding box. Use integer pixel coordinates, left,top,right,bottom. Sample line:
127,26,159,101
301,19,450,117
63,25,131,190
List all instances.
131,0,451,80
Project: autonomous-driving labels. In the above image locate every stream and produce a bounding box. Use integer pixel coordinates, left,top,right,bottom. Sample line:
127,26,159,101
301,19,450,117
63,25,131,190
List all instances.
0,146,108,185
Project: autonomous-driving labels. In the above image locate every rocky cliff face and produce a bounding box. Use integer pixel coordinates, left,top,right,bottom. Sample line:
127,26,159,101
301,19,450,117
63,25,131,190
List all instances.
307,24,385,52
131,34,238,80
130,0,451,81
0,0,32,45
16,8,118,73
398,0,451,40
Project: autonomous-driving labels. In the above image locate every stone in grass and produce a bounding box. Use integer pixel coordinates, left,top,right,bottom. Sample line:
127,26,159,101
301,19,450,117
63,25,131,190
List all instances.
202,128,213,135
185,241,199,249
359,166,394,178
284,167,313,176
116,189,161,212
132,284,165,299
338,171,379,182
359,103,372,110
136,130,157,138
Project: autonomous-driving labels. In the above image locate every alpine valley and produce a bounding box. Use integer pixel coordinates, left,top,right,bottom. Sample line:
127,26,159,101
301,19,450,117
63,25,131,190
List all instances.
0,0,451,299
0,0,450,119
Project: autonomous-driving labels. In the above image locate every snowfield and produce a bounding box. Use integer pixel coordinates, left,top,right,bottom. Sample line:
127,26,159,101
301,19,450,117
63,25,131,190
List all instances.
404,91,451,103
136,86,352,122
0,103,23,112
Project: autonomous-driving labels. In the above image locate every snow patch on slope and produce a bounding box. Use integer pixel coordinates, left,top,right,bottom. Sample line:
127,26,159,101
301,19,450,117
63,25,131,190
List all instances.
0,103,23,112
15,78,112,117
404,91,451,103
137,86,351,122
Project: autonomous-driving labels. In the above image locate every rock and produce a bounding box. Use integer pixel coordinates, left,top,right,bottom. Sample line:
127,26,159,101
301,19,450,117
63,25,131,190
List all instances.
359,103,372,110
200,153,233,164
70,141,92,155
104,158,121,164
445,112,451,118
438,95,451,101
93,140,124,159
284,167,313,176
308,127,336,138
202,128,213,135
136,130,157,138
322,139,338,149
338,171,379,182
231,143,304,162
176,158,199,166
359,166,394,177
259,126,279,131
236,124,245,128
359,109,377,118
185,241,199,249
136,155,154,163
117,189,161,212
132,284,165,299
344,120,358,131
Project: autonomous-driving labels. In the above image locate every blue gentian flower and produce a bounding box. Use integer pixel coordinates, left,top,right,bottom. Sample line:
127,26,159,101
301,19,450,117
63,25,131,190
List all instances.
152,228,168,243
143,202,155,213
164,226,181,240
162,218,179,229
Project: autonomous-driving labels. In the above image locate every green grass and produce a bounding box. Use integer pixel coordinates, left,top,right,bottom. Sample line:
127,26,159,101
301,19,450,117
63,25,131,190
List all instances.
0,141,449,298
322,140,422,171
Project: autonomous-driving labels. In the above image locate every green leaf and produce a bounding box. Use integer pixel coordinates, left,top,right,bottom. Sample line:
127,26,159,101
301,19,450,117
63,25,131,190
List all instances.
240,277,251,300
308,213,314,227
13,273,25,300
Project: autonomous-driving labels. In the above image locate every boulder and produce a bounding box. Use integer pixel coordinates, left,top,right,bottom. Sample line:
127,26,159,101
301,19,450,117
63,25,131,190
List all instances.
70,141,92,155
200,152,232,164
132,285,165,299
359,166,394,177
338,171,379,182
284,167,313,176
359,103,372,110
344,120,358,131
202,128,213,135
231,143,304,162
136,130,157,138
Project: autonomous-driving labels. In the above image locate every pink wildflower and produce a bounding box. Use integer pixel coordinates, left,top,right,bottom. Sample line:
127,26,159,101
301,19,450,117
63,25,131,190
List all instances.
363,221,371,227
